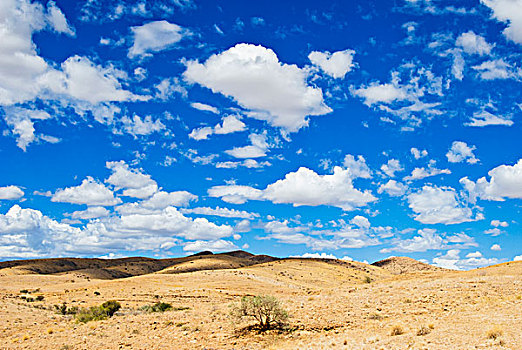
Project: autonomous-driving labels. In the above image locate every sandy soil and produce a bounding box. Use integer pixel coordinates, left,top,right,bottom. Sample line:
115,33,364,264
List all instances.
0,257,520,349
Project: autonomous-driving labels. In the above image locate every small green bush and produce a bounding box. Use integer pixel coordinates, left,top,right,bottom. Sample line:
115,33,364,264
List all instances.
140,302,173,313
230,295,289,330
74,300,121,323
55,302,78,315
20,289,29,294
36,295,44,301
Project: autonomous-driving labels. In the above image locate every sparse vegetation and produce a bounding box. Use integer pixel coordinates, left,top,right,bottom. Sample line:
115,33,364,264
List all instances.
74,300,121,323
140,302,172,313
55,302,78,315
390,325,404,336
230,295,289,330
487,326,503,340
364,276,372,283
417,325,431,336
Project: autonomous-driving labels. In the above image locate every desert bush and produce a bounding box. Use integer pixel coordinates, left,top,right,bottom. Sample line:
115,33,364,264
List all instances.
20,289,29,294
36,295,44,301
74,300,121,323
416,326,431,336
101,300,121,316
55,302,78,315
390,325,404,336
364,276,372,283
140,302,172,313
487,326,503,340
230,295,289,330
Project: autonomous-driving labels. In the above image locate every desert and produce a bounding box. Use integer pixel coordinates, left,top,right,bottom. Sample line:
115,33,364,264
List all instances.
1,251,520,349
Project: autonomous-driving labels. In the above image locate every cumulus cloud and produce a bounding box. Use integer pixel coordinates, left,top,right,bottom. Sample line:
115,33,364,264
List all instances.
263,167,376,211
472,59,520,80
308,49,356,79
460,159,522,201
378,179,407,196
490,244,501,251
106,161,158,199
181,206,258,219
140,191,197,209
43,55,149,104
407,185,478,224
52,177,121,206
491,219,509,227
465,110,514,127
343,154,372,179
0,203,234,258
128,20,189,58
190,102,219,114
353,83,408,106
183,239,238,252
225,132,268,158
183,43,332,132
403,162,451,181
411,147,428,159
210,165,376,211
481,0,522,44
446,141,479,164
207,185,263,204
120,114,165,137
69,206,110,220
46,1,75,36
0,186,24,200
433,249,500,270
381,159,403,177
189,115,246,140
456,31,493,55
381,229,477,254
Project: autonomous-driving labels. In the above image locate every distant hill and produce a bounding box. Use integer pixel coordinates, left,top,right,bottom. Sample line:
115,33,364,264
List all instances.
371,256,446,274
0,251,278,279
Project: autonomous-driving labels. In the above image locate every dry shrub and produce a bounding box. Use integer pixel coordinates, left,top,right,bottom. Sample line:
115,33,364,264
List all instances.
487,326,503,340
390,325,404,336
230,295,289,330
417,325,431,336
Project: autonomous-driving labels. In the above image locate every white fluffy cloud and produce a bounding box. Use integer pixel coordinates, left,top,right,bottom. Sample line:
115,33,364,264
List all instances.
407,185,478,224
403,163,451,181
381,229,477,254
128,20,189,58
183,43,332,132
433,249,500,270
456,31,493,55
189,115,246,140
120,114,165,137
0,186,24,200
490,244,501,251
141,191,197,209
481,0,522,45
491,219,509,227
106,161,158,199
225,133,269,158
190,102,219,114
181,206,258,219
353,83,408,106
210,165,376,211
411,147,428,159
378,179,407,196
465,110,514,127
207,185,263,204
263,167,376,211
381,159,403,177
308,49,356,79
52,177,121,206
446,141,479,164
183,239,237,252
472,59,519,80
46,1,75,36
44,55,148,104
460,159,522,201
70,206,110,220
0,203,234,258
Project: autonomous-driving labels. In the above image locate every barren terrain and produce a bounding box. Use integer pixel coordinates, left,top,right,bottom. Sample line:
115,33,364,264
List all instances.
0,251,520,349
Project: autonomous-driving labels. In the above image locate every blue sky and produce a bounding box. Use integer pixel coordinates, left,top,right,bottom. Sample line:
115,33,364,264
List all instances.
0,0,521,269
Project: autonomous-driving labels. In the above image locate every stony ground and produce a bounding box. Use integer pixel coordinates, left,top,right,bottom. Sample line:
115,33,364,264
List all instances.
0,259,520,349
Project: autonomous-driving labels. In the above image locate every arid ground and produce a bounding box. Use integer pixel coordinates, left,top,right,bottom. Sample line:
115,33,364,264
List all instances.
0,251,520,349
